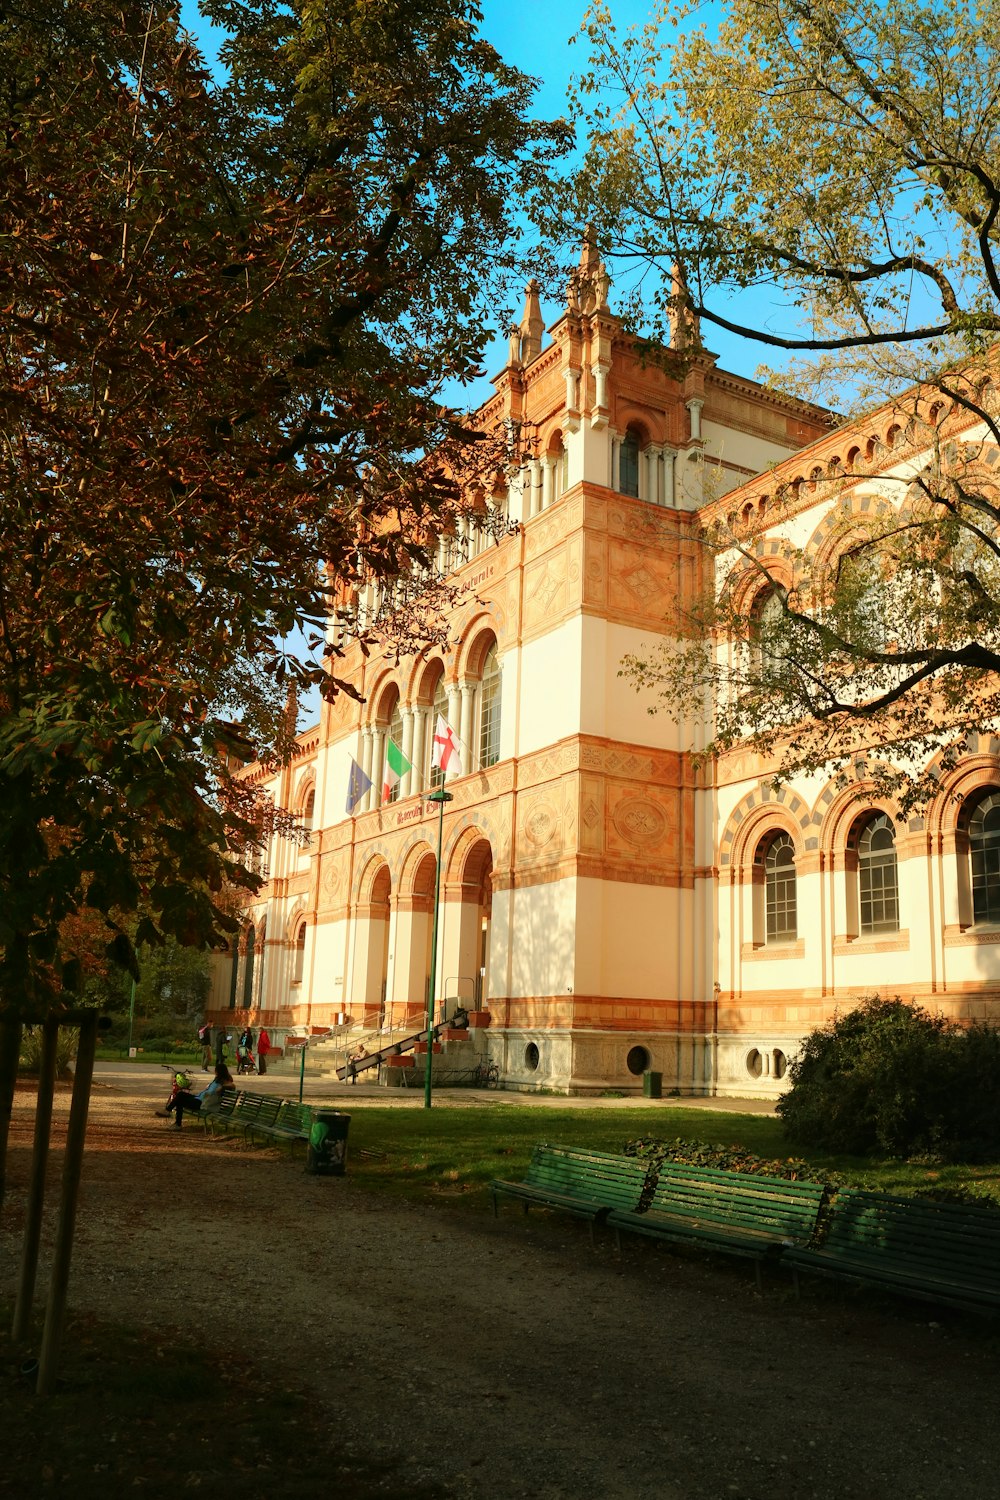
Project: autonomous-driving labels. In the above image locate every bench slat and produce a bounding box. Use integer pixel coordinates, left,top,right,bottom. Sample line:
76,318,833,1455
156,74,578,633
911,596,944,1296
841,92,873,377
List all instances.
786,1189,1000,1311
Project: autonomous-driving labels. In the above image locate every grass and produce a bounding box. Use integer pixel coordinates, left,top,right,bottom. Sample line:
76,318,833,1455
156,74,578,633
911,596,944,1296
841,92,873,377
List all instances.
339,1104,1000,1208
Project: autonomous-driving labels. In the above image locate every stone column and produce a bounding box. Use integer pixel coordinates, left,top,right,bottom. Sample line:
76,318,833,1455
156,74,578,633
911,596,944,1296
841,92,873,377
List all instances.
370,725,386,807
400,705,415,798
541,456,555,511
411,706,428,795
663,448,677,507
360,724,375,812
686,397,704,442
610,433,620,491
459,680,476,771
528,458,542,518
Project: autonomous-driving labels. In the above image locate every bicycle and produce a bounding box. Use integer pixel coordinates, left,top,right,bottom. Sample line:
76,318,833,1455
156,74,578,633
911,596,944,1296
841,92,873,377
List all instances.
472,1060,500,1089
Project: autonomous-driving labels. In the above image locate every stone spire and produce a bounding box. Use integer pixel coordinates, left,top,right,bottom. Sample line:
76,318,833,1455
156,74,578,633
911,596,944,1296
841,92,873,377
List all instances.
519,278,545,362
567,225,608,317
668,262,701,350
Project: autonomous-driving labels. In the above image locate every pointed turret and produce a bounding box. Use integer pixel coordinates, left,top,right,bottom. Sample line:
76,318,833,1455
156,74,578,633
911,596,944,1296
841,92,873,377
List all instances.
669,262,701,350
519,279,545,362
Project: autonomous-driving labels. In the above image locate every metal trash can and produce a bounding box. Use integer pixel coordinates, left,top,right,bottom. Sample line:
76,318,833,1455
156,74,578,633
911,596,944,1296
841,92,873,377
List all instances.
642,1070,662,1099
306,1111,351,1176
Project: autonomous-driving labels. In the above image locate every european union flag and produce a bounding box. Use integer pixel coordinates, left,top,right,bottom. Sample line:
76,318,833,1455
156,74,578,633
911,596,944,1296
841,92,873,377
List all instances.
346,756,373,814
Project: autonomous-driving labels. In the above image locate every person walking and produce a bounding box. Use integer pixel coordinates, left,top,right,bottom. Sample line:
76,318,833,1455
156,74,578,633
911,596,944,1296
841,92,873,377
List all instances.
197,1021,213,1071
256,1026,271,1076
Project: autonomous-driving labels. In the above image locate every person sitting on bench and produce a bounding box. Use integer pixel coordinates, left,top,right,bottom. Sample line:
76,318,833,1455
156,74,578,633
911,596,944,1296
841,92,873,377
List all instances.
163,1062,234,1130
347,1044,369,1084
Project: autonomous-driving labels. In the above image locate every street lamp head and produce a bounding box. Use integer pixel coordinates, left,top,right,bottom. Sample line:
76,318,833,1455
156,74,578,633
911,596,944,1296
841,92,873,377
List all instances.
427,789,454,805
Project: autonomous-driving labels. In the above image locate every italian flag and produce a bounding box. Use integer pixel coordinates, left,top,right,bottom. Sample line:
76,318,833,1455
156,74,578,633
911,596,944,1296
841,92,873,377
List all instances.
382,737,411,802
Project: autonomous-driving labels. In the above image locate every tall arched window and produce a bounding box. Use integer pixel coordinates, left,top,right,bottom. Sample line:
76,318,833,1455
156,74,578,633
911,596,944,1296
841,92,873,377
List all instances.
292,923,307,985
969,791,1000,923
835,545,887,650
551,436,568,499
478,644,501,769
242,924,256,1007
302,788,315,832
619,431,640,497
857,812,899,933
429,673,449,790
384,696,404,804
748,587,787,686
763,832,797,943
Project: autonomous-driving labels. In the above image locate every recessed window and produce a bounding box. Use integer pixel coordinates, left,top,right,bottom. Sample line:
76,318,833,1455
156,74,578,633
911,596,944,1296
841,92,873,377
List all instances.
292,925,306,985
626,1045,650,1075
969,791,1000,924
524,1042,539,1071
748,587,787,686
857,812,899,933
619,432,640,497
763,832,797,943
746,1048,763,1078
478,644,501,770
429,673,449,790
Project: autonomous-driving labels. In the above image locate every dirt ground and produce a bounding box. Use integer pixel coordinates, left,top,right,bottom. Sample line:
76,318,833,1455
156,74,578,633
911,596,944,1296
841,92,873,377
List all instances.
2,1075,999,1500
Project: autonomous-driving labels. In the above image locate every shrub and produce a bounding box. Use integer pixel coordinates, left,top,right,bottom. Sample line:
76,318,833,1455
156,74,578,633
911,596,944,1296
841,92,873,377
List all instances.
19,1026,79,1079
623,1136,845,1192
776,995,1000,1162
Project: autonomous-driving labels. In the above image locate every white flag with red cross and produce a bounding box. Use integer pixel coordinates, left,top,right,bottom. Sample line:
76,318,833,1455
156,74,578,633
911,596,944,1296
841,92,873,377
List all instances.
431,714,465,779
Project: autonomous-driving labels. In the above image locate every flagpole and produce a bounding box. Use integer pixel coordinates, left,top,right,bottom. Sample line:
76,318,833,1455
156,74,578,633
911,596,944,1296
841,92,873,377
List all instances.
424,788,453,1109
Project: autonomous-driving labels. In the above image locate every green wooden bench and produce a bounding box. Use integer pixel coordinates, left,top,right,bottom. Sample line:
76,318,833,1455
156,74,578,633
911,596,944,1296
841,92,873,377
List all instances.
206,1091,281,1143
199,1087,242,1134
489,1145,650,1243
606,1162,827,1289
245,1100,314,1151
783,1188,1000,1313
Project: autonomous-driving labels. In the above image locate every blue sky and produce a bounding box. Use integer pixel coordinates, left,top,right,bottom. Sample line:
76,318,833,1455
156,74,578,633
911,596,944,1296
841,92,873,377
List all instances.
177,2,756,394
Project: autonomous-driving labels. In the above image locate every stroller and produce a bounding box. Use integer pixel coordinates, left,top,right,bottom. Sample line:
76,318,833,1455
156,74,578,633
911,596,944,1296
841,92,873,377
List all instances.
236,1043,256,1075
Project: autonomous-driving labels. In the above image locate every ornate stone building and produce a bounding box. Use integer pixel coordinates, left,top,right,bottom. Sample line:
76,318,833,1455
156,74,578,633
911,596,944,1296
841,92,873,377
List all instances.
212,239,1000,1095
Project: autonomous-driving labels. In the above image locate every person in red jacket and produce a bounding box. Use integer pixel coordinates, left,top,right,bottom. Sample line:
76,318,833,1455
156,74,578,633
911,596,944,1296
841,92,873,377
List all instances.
256,1027,271,1075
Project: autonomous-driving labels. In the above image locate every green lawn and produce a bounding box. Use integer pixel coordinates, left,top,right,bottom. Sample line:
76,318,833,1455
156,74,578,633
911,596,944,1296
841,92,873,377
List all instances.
340,1105,1000,1208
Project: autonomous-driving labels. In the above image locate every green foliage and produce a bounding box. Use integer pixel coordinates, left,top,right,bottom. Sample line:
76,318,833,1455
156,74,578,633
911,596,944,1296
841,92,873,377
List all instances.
623,1135,846,1192
0,0,566,1016
776,995,1000,1162
554,0,1000,806
18,1026,79,1078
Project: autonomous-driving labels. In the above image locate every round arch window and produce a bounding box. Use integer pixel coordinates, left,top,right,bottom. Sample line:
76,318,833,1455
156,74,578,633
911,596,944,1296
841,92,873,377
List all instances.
746,1048,763,1078
524,1042,539,1072
626,1045,650,1076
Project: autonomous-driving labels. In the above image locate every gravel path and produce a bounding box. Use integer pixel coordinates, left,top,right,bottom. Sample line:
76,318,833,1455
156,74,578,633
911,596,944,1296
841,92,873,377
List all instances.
3,1080,999,1500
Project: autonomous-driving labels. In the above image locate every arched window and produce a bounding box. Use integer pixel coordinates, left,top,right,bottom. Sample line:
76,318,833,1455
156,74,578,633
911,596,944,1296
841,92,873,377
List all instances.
857,812,899,933
969,791,1000,924
748,587,787,686
763,832,797,943
558,440,569,497
242,925,255,1008
429,673,449,790
383,696,404,804
619,431,640,497
227,937,239,1010
834,545,887,650
292,923,307,985
301,787,315,836
478,643,502,769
